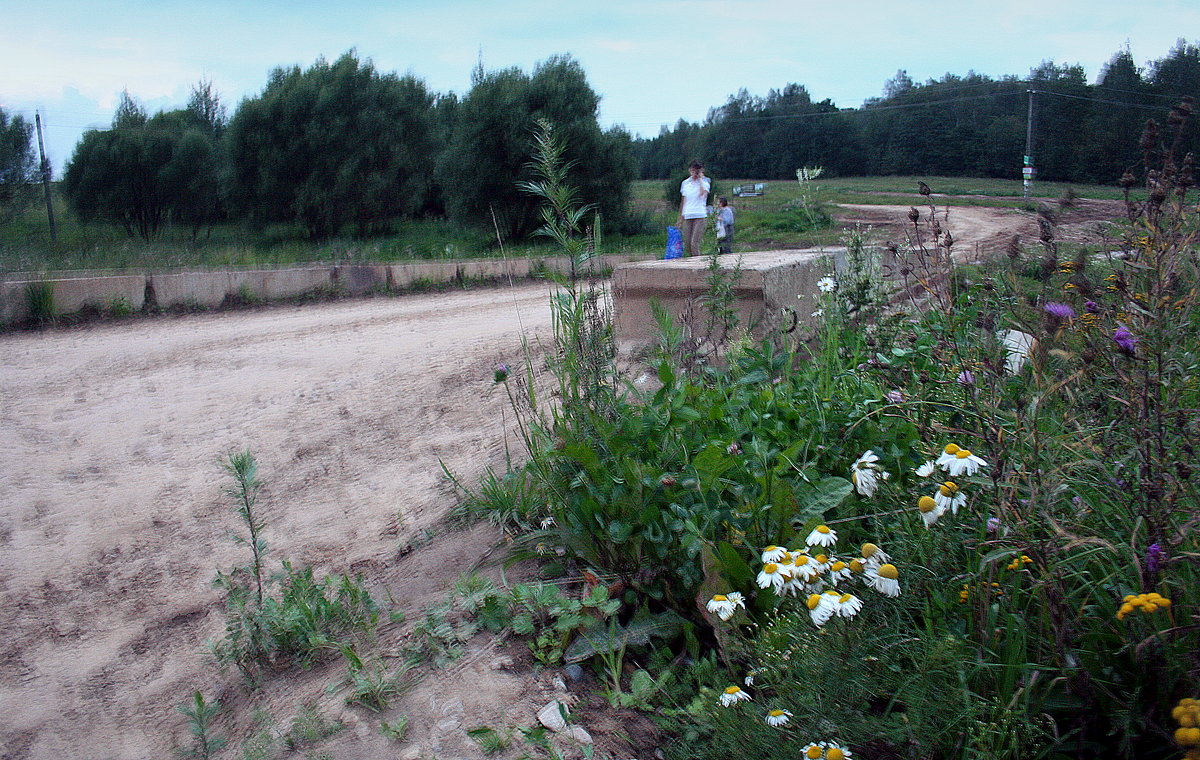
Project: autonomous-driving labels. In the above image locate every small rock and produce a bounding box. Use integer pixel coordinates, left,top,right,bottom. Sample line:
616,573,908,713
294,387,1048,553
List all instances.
537,700,569,732
563,664,585,683
565,725,593,745
552,675,568,692
398,745,422,760
489,655,514,671
436,717,461,732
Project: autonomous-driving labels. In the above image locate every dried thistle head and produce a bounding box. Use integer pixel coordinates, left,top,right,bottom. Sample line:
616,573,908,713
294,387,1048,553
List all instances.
1006,234,1021,261
917,181,932,197
908,207,920,224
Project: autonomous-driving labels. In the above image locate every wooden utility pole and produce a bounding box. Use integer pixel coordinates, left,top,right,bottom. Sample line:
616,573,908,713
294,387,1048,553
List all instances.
35,111,57,241
1023,90,1036,199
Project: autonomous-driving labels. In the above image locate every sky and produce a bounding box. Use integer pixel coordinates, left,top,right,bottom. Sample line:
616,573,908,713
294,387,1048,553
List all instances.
3,0,1197,175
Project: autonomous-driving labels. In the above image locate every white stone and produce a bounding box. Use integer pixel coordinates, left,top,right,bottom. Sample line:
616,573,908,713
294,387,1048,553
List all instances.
537,700,569,732
565,725,593,745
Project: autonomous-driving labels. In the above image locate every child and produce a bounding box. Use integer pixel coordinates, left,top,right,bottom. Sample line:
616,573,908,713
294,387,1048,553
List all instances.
716,197,735,254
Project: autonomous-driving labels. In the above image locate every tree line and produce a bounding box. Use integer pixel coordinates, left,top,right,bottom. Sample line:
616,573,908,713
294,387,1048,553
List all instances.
635,42,1200,185
50,53,636,240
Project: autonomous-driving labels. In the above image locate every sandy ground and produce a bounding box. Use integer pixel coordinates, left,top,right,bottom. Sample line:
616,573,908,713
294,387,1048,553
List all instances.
0,201,1125,759
0,283,564,759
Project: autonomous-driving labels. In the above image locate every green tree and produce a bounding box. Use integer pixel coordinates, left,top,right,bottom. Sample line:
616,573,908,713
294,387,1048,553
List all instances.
226,52,438,238
0,106,37,221
61,92,222,239
437,54,635,239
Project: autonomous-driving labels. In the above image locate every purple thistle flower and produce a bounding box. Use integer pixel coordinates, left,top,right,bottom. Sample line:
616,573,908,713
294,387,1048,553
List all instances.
1044,302,1076,320
1084,300,1100,314
957,370,976,386
493,363,510,383
885,389,904,404
1113,326,1137,355
986,517,1001,534
1146,543,1166,573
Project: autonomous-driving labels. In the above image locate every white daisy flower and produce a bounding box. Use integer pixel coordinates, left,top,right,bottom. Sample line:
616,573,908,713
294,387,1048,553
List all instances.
860,543,890,567
760,545,789,563
946,449,987,478
765,708,792,727
806,524,838,547
812,553,832,575
850,450,890,497
835,592,864,618
867,563,902,597
706,593,745,621
828,560,852,584
756,563,787,592
791,554,822,583
806,593,837,627
802,743,824,760
917,495,944,528
935,443,962,468
935,481,967,514
823,742,853,760
540,516,555,528
719,685,752,707
811,309,825,318
915,460,937,477
817,275,837,292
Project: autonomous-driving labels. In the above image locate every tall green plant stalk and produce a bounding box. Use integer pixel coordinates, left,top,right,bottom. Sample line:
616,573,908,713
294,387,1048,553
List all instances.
225,450,266,607
517,117,600,293
175,690,225,759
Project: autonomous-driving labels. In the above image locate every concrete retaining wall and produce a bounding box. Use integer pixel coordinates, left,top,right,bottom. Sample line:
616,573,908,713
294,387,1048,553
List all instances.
1,254,651,327
612,248,847,356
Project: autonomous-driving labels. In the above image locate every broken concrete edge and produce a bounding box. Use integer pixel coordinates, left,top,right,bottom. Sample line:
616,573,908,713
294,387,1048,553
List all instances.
0,254,649,330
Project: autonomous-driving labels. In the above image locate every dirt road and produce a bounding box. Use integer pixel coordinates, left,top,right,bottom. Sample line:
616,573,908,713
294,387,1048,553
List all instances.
0,283,559,759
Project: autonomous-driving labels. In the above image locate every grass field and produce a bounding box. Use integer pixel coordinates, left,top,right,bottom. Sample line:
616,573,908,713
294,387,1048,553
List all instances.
2,176,1131,274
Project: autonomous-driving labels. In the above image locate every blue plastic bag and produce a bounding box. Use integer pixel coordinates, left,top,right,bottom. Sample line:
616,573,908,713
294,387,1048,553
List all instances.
664,225,683,259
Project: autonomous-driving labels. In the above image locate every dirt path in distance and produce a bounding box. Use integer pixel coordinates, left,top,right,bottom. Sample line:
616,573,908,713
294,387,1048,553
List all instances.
0,283,558,759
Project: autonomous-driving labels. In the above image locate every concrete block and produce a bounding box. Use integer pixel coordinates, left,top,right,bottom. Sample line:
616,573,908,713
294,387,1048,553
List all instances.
148,271,235,309
459,259,530,281
332,265,388,295
389,262,459,288
240,268,333,300
51,275,146,315
612,248,846,356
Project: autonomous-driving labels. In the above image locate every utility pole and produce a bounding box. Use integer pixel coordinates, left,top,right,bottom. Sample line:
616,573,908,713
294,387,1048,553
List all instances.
1023,90,1036,199
35,111,57,241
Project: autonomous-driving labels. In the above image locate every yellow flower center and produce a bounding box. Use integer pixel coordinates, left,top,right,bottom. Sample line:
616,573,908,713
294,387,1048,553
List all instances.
817,525,830,534
724,686,742,695
764,545,779,553
806,594,822,610
940,481,958,496
816,554,829,564
831,561,846,572
918,496,937,512
878,563,899,580
763,563,778,574
712,594,727,602
849,559,864,573
861,543,879,557
943,444,961,455
839,593,853,603
795,555,810,566
768,709,786,717
956,449,972,459
828,749,846,760
806,747,823,760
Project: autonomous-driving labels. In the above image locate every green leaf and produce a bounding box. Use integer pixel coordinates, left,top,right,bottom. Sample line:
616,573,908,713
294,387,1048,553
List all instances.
563,610,685,663
608,521,632,543
792,476,853,528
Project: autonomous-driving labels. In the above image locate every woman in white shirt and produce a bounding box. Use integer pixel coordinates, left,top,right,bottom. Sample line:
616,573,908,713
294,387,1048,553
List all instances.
678,160,710,256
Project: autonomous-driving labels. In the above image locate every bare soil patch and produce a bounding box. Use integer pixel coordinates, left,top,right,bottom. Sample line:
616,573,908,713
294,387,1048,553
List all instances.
0,197,1129,759
0,284,567,759
833,198,1125,257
